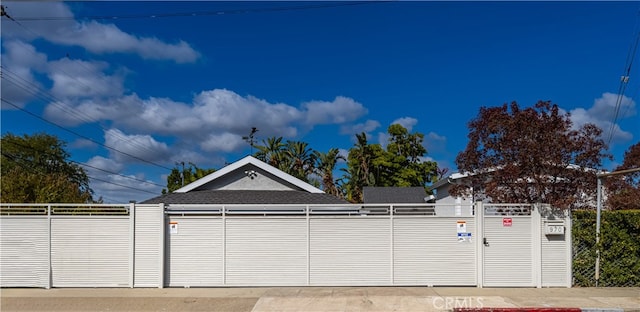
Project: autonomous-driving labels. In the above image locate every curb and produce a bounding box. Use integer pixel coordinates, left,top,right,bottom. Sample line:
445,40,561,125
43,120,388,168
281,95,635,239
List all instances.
455,309,625,312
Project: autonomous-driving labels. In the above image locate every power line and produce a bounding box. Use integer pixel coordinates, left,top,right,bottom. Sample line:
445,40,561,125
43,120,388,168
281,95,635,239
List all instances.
84,175,158,195
607,10,640,147
1,4,39,37
1,67,99,124
11,1,393,21
1,66,164,157
2,137,166,188
75,162,165,188
1,98,174,171
1,151,157,197
2,8,172,158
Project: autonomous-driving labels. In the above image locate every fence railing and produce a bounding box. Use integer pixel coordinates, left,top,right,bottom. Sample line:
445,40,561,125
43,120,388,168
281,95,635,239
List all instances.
164,203,468,217
0,203,130,216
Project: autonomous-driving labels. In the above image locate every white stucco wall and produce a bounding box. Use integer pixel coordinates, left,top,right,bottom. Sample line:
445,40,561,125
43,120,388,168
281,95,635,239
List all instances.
433,183,473,205
194,164,301,191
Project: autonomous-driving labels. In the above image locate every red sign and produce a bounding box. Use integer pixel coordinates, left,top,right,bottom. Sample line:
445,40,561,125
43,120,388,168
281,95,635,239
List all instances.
503,218,513,227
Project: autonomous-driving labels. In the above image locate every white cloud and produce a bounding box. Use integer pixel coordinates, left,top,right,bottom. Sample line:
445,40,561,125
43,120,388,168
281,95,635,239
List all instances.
86,155,125,173
591,92,636,120
303,96,367,125
91,172,162,203
103,128,171,163
566,92,636,144
46,88,363,144
193,89,302,137
43,85,371,161
424,131,447,153
82,155,163,203
47,58,125,99
337,148,349,163
340,119,381,135
391,117,418,132
2,2,200,63
201,133,246,153
70,138,98,149
52,21,200,63
377,132,390,147
0,40,48,108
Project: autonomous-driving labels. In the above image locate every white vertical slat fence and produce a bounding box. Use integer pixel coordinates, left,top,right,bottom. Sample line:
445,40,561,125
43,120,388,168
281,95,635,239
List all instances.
1,202,572,288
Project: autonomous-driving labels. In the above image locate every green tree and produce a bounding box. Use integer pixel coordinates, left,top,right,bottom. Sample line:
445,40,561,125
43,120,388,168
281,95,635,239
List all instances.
162,162,216,193
282,140,316,182
1,133,93,203
254,136,286,167
453,101,610,209
314,148,345,197
381,124,438,187
343,133,376,202
342,125,438,202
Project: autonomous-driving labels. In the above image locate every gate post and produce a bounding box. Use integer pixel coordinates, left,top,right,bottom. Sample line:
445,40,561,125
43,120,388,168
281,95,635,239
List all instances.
158,203,165,289
565,208,573,288
532,203,542,288
47,204,52,289
475,201,483,288
129,201,135,288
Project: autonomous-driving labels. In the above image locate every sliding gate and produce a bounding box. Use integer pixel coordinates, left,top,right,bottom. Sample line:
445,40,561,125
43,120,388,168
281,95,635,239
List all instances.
164,204,478,287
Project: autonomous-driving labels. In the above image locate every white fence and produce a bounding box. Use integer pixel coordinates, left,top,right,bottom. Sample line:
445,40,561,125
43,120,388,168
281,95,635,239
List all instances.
0,202,571,288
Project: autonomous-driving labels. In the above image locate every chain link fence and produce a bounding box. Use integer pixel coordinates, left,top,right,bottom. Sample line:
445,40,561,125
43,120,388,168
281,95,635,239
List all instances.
572,210,640,287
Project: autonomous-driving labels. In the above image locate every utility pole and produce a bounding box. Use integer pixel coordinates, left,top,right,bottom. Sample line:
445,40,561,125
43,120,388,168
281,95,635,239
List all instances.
242,127,259,155
595,167,640,286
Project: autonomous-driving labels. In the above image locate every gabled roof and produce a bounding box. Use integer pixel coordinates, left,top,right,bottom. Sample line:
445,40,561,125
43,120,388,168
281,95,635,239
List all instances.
363,187,427,204
174,155,323,193
141,190,348,205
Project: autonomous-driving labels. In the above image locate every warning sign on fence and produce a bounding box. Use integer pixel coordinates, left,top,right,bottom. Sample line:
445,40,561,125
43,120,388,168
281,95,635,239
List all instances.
503,218,512,227
457,220,467,233
456,220,471,242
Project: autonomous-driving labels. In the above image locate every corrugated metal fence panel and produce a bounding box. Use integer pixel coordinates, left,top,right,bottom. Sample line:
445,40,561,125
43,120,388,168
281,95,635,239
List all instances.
51,217,129,287
393,217,476,286
165,217,223,287
309,218,391,286
483,216,533,287
541,217,570,287
0,217,49,288
225,218,307,286
134,205,163,287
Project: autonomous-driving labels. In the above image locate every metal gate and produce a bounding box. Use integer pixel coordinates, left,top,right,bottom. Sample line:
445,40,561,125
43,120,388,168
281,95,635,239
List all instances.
481,204,535,287
163,204,479,287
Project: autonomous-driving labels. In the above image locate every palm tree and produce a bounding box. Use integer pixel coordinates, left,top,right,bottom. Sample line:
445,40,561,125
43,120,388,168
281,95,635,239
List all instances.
352,132,375,187
339,165,364,203
283,140,316,182
254,136,285,167
314,148,345,197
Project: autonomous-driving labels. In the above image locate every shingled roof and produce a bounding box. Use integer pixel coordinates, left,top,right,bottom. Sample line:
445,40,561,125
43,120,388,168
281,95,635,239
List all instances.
363,187,427,204
141,190,348,205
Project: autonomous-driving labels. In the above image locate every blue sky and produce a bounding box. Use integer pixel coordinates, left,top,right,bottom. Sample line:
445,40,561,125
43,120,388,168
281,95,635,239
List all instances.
2,1,639,203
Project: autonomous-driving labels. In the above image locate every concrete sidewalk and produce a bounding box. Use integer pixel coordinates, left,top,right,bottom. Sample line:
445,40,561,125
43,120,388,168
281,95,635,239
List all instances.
1,287,639,312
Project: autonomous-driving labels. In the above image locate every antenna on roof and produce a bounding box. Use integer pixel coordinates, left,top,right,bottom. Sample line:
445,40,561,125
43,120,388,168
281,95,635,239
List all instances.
242,127,259,155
